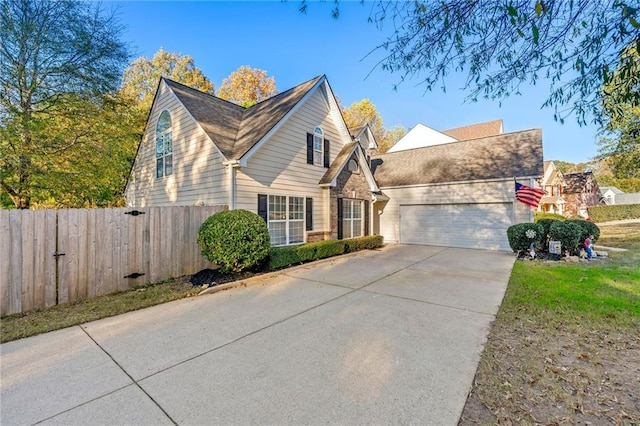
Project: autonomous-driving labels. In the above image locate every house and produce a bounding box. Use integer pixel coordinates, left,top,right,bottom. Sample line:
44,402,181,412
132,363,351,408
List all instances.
126,76,543,251
537,161,566,215
387,119,503,153
601,186,640,205
562,172,601,218
371,130,542,251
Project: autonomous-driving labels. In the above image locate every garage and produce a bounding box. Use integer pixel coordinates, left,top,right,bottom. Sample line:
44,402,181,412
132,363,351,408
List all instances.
399,203,514,251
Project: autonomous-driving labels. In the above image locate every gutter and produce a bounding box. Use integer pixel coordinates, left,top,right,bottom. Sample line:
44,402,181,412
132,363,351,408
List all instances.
223,160,240,209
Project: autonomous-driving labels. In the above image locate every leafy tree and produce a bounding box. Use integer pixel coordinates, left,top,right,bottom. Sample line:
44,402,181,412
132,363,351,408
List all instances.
120,47,215,114
341,99,405,153
0,0,130,208
598,47,640,180
306,0,640,124
217,66,277,107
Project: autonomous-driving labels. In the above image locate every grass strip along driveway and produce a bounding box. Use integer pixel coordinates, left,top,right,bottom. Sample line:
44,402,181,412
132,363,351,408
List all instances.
460,223,640,424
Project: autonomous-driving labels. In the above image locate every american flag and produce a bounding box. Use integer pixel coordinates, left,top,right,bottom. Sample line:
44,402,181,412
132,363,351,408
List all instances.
515,181,547,208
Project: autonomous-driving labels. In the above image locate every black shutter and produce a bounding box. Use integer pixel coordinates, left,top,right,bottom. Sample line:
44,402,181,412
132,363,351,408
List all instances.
306,133,314,164
305,198,313,231
337,197,343,240
257,194,268,223
364,200,370,236
323,139,330,168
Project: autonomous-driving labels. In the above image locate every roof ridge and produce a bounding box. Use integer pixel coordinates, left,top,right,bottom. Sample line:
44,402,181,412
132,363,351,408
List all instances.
245,74,324,111
375,128,540,157
162,77,245,112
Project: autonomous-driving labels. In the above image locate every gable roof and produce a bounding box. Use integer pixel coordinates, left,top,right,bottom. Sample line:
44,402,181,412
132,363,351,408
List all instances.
600,186,623,195
563,172,596,194
319,142,379,191
442,119,503,141
371,129,543,187
164,75,324,160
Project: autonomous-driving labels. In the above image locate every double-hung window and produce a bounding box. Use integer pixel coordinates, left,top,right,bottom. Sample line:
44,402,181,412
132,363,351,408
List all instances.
342,199,363,239
313,127,323,165
268,195,304,246
155,110,173,178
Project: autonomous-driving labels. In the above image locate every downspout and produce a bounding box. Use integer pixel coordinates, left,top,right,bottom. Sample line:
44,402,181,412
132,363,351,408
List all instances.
224,160,239,210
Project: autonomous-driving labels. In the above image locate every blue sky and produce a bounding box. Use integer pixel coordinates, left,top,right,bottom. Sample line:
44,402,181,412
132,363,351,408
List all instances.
112,1,601,163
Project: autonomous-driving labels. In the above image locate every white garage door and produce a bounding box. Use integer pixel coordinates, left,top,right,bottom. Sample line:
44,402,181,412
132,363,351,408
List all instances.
399,203,513,251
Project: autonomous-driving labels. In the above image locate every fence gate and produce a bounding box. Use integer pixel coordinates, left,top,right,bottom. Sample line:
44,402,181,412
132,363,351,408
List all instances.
1,206,224,316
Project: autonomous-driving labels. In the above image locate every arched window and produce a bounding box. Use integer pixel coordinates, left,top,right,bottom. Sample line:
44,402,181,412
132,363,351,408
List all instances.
155,110,173,178
313,126,323,165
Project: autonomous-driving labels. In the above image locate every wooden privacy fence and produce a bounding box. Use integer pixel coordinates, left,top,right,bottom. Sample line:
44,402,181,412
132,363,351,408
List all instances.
0,205,226,316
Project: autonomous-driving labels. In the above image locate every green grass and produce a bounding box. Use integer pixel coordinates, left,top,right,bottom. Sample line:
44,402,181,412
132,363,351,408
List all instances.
0,279,199,343
596,222,640,250
506,251,640,323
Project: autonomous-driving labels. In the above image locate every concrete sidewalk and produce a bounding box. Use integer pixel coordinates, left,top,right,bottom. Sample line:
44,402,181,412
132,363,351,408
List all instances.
1,244,515,425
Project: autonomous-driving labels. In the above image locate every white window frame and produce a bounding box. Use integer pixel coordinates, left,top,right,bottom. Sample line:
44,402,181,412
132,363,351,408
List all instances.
155,110,173,178
313,126,323,166
268,195,305,246
342,199,363,239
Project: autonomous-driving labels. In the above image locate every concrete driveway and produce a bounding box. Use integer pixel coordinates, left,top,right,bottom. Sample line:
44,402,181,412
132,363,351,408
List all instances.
1,244,515,425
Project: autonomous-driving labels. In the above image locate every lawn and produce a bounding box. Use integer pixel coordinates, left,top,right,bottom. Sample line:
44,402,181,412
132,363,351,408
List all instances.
460,223,640,424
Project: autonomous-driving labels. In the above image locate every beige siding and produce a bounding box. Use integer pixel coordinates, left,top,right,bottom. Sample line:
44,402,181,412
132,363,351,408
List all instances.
126,81,228,207
379,180,531,243
236,89,347,234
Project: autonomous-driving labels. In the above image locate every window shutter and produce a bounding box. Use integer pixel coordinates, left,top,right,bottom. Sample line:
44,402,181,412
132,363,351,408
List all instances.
306,133,313,164
364,200,370,236
323,139,330,168
257,194,268,223
337,197,343,240
305,198,313,231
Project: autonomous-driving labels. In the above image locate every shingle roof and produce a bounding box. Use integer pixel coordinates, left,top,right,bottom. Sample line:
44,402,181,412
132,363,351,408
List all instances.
319,142,358,185
371,129,543,187
348,124,366,138
617,193,640,204
563,172,594,194
164,75,324,160
600,186,623,195
442,119,503,141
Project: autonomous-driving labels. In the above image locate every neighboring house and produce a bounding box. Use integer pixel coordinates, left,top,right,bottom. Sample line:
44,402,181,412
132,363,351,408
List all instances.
537,161,566,215
126,76,543,251
600,186,624,205
371,129,542,251
600,186,640,205
387,119,503,153
562,172,601,218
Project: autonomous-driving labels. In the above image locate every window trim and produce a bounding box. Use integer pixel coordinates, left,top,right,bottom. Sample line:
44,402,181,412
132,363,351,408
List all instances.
313,126,323,166
342,198,363,239
155,110,173,179
267,194,306,246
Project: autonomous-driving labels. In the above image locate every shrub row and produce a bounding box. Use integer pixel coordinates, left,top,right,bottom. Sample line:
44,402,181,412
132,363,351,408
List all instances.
268,235,384,271
587,204,640,222
534,212,566,222
507,219,600,255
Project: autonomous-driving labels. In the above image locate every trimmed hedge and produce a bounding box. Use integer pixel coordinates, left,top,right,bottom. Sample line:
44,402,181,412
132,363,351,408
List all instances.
587,204,640,222
197,210,270,273
507,223,544,253
268,235,384,271
549,221,582,255
565,219,600,244
536,218,560,243
534,212,566,222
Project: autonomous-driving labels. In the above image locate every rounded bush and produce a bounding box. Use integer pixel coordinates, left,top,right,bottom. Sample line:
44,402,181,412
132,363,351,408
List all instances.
534,212,566,223
548,221,582,255
197,209,270,273
506,223,544,253
565,219,600,244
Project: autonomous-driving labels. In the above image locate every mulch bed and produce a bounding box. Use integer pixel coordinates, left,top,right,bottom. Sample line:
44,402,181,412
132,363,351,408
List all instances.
189,268,257,288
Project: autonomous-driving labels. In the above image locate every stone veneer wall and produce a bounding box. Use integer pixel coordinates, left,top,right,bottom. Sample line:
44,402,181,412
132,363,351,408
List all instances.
329,153,372,239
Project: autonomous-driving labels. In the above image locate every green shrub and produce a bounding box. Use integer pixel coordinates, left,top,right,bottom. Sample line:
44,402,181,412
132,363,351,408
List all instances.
267,235,384,270
548,221,582,255
565,219,600,244
536,219,560,245
587,204,640,222
506,223,544,253
197,210,270,273
534,212,566,222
